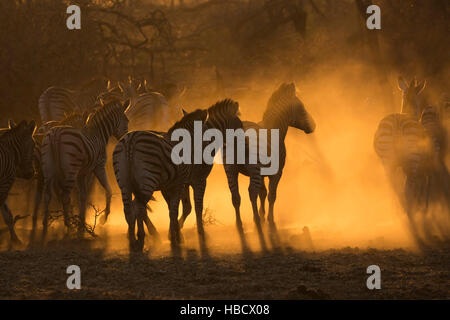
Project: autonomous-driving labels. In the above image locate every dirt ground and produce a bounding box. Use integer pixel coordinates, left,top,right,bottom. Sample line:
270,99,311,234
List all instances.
0,225,448,300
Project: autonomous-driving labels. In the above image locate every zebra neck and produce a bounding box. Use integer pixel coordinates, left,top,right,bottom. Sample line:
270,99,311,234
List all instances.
261,118,289,142
84,122,112,147
2,136,21,164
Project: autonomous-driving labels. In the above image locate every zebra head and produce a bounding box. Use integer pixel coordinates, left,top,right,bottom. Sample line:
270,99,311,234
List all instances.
398,76,426,120
6,120,36,179
86,99,130,141
265,83,316,134
118,76,142,99
206,99,242,132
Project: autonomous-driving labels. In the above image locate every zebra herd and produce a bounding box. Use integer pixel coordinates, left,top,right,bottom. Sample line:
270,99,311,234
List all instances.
1,75,447,253
374,77,450,248
1,79,315,254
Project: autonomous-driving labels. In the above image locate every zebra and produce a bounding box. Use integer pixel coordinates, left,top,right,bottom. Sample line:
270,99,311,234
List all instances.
0,120,36,244
38,78,110,123
113,108,208,252
40,100,129,239
30,112,90,241
99,78,171,132
178,99,243,253
397,76,426,120
178,84,316,250
231,83,314,246
373,113,436,244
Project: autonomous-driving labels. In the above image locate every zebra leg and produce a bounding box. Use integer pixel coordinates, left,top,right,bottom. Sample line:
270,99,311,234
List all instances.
41,182,52,241
224,165,248,249
76,175,89,237
1,203,21,245
249,174,267,251
143,213,161,244
94,166,112,224
258,181,267,224
133,199,147,252
124,196,137,252
267,174,281,228
404,174,427,248
30,175,44,242
162,187,182,255
178,185,192,229
193,181,207,254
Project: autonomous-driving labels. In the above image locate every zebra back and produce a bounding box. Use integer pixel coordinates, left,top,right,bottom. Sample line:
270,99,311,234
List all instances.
126,92,169,132
38,87,78,123
374,113,429,175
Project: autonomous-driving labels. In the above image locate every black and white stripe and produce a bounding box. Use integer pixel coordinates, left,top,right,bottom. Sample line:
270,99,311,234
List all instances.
40,100,129,238
113,109,208,252
0,120,36,244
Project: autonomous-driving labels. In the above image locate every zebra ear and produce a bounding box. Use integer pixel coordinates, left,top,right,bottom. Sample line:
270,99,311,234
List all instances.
397,76,408,91
415,79,426,94
122,99,130,112
8,119,17,129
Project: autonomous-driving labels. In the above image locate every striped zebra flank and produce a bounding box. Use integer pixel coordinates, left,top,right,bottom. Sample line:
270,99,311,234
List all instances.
113,108,208,252
40,100,129,239
0,120,36,244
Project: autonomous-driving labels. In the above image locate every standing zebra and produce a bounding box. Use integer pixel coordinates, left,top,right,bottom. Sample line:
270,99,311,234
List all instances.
30,112,89,241
0,120,36,244
374,113,433,244
38,78,109,123
229,83,315,248
40,100,129,238
100,78,171,132
113,108,208,252
178,99,243,253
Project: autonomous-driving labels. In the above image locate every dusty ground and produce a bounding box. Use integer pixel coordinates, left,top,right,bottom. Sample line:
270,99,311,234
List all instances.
0,225,448,300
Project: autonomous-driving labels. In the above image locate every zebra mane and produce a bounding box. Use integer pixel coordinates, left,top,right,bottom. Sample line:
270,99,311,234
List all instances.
263,82,298,122
0,120,36,140
206,99,240,121
60,111,88,126
167,109,207,135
